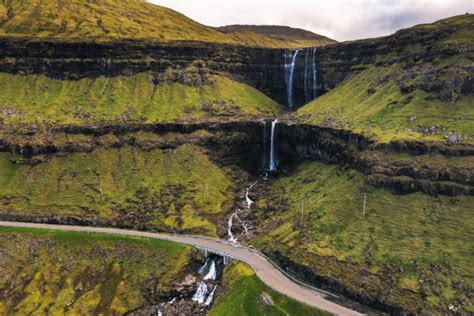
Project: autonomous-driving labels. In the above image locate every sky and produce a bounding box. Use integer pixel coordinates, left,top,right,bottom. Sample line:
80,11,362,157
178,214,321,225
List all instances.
150,0,472,41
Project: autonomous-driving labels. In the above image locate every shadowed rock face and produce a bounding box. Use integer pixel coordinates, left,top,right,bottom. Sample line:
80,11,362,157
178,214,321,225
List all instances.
1,121,472,196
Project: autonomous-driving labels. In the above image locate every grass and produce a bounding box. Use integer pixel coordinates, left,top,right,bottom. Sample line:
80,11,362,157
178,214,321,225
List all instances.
253,161,474,313
297,63,474,144
209,262,331,316
0,144,232,236
0,72,281,126
0,227,194,315
0,0,330,48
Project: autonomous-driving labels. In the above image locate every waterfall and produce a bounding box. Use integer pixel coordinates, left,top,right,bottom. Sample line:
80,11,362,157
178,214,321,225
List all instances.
227,216,237,243
285,50,300,108
268,119,278,171
198,258,210,274
204,260,217,280
157,311,163,316
192,281,208,304
245,184,254,209
204,286,217,306
304,50,309,103
312,48,317,99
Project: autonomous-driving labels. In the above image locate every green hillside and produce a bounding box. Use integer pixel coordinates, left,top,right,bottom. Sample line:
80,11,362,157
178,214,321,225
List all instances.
297,15,474,144
0,145,233,236
252,161,474,314
0,72,281,126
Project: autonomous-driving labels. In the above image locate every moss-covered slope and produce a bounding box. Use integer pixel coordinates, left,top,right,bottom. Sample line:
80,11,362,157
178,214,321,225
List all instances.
0,227,194,315
297,15,473,144
0,72,281,126
253,161,474,314
0,144,233,236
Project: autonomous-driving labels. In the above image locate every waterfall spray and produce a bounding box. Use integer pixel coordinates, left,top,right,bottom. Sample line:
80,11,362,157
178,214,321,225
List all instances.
268,119,278,172
285,50,300,108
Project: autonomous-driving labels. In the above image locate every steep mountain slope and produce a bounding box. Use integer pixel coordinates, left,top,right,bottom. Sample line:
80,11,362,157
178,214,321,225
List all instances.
218,25,335,48
296,14,474,144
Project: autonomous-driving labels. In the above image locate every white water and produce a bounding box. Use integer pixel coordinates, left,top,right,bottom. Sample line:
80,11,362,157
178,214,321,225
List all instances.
312,48,317,99
245,188,254,209
227,215,237,243
157,311,163,316
285,50,300,108
204,286,217,306
198,258,210,274
203,260,217,280
168,297,176,304
268,119,278,171
304,50,309,103
192,281,208,304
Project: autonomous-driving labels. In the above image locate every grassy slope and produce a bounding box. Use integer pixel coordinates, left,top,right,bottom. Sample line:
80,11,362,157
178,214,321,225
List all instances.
297,63,474,144
0,144,231,236
0,73,281,126
253,162,474,313
297,15,474,144
0,227,194,315
209,262,331,316
0,0,328,48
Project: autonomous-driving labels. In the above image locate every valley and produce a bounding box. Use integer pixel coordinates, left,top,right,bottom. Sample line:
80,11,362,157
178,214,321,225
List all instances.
0,0,472,315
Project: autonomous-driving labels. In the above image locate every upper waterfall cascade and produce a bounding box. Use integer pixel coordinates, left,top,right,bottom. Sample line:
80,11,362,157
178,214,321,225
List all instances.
284,48,319,108
284,50,300,108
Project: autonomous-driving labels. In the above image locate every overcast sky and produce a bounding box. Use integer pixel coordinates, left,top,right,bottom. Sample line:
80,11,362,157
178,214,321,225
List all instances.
150,0,472,41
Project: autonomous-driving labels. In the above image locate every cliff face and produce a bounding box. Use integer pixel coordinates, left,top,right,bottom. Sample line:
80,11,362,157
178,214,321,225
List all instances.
0,15,470,108
0,39,290,104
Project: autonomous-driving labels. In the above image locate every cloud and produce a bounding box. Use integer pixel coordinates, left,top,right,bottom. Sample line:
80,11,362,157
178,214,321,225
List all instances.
149,0,472,41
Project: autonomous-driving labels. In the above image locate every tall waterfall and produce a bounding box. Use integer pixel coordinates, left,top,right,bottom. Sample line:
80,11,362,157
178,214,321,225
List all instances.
204,260,217,280
312,48,318,99
284,50,300,108
304,50,309,103
268,119,278,172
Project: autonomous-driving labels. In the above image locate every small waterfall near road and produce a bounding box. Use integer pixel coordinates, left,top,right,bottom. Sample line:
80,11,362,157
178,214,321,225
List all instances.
204,260,217,280
192,281,208,304
204,286,217,306
284,50,300,108
198,258,210,274
268,119,278,172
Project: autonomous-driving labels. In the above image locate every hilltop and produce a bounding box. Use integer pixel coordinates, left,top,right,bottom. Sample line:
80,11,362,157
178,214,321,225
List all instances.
218,25,336,48
0,0,329,48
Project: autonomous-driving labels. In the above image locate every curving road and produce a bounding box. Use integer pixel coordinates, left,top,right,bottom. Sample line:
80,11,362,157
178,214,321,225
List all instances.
0,221,363,316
